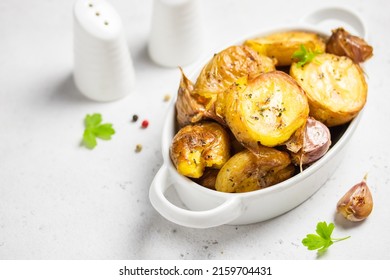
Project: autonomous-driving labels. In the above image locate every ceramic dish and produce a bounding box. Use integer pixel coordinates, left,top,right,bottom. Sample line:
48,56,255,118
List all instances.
149,7,367,228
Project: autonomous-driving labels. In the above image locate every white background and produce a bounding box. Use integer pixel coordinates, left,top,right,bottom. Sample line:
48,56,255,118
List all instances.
1,0,389,260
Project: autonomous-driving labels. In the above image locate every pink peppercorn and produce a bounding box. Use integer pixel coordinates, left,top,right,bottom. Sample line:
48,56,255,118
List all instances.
141,120,149,128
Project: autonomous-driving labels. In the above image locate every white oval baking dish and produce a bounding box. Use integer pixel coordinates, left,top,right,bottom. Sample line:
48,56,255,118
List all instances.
149,7,367,228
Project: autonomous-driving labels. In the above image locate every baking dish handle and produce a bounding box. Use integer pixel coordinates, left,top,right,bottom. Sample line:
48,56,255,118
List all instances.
301,7,367,39
149,165,243,228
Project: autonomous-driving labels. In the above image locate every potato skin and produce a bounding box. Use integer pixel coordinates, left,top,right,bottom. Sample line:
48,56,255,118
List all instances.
175,69,224,127
245,31,325,66
224,71,309,149
175,68,203,127
170,122,230,178
215,149,294,193
290,53,367,127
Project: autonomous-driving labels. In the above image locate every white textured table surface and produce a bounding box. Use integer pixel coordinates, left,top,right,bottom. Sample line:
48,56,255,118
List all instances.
1,0,389,260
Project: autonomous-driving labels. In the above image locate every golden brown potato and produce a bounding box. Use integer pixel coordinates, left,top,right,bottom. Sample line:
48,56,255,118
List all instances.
175,46,275,127
170,122,230,178
263,164,296,187
215,149,294,193
194,45,276,120
290,53,367,127
244,31,325,66
224,71,309,150
326,28,373,63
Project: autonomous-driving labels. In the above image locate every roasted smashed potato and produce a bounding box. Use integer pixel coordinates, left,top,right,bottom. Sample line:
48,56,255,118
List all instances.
244,31,325,66
175,45,275,127
170,122,230,178
171,27,372,193
290,53,367,127
215,149,294,193
194,45,276,101
225,71,309,148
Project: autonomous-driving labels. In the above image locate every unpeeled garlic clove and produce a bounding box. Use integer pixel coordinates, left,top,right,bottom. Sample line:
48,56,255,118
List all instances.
337,174,373,222
289,117,331,167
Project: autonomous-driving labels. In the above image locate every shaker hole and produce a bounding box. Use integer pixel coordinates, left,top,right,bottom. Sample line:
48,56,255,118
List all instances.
88,3,93,8
104,21,109,26
96,12,100,16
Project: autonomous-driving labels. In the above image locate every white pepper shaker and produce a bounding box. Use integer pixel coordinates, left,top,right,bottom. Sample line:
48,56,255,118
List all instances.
148,0,204,67
73,0,135,101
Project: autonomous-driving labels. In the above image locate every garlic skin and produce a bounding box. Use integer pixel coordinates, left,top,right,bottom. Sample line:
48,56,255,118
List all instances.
291,117,331,166
337,175,373,222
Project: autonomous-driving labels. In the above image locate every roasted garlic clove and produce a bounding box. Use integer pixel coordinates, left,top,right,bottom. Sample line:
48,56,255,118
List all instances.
326,28,373,63
337,174,373,222
290,117,331,167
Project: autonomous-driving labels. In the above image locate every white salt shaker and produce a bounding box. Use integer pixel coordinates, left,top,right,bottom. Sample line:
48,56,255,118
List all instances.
148,0,204,67
73,0,135,102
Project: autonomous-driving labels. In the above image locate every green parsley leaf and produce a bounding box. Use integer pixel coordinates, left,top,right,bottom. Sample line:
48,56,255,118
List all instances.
82,128,97,149
85,113,102,127
316,221,334,239
291,44,322,67
302,221,350,253
302,234,332,252
93,123,115,140
82,113,115,149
